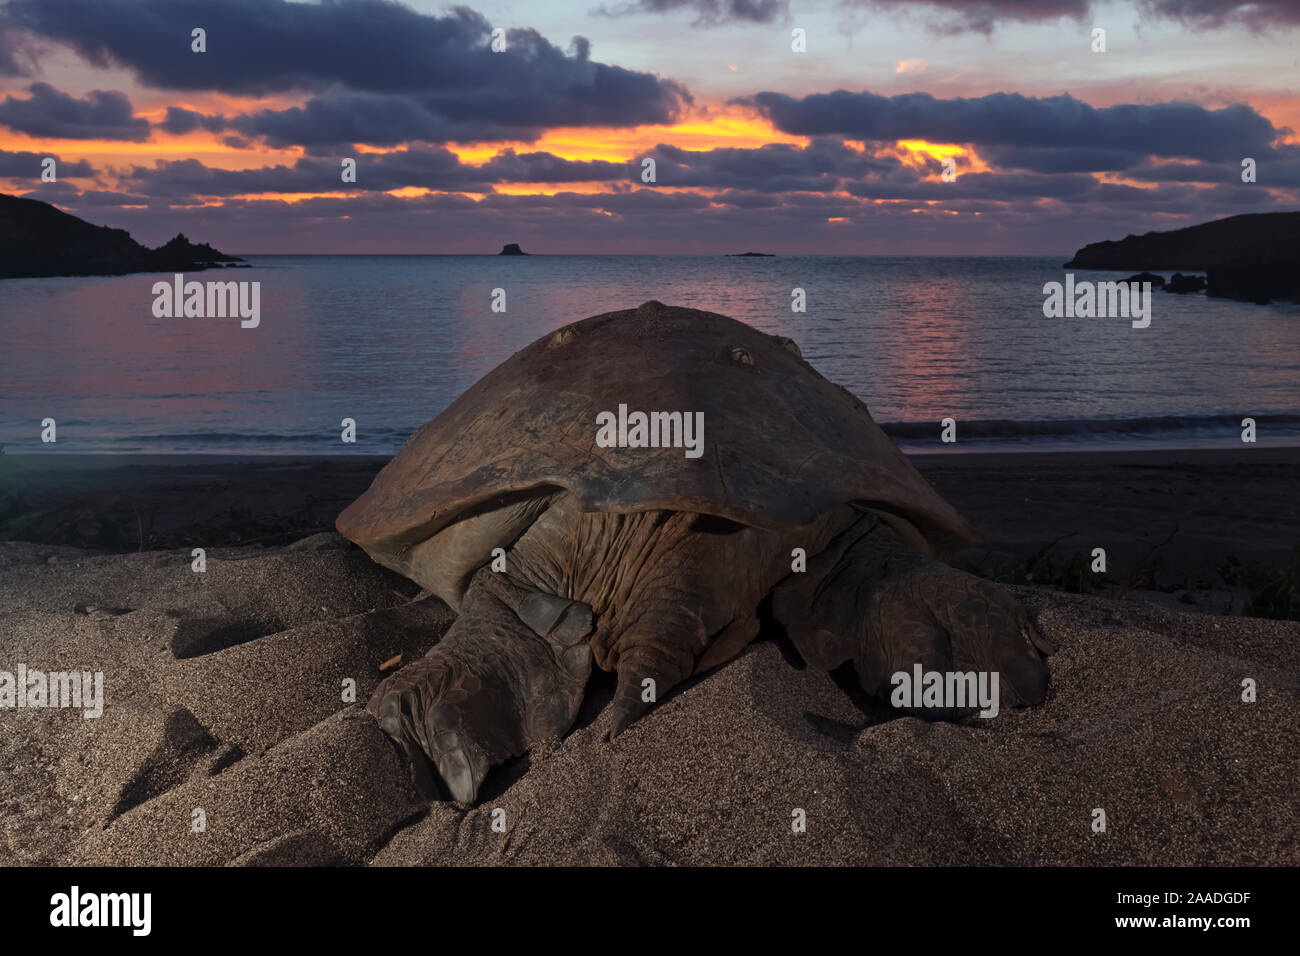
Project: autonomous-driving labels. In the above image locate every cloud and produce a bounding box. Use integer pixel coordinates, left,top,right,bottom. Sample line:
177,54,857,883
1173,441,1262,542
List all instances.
591,0,789,26
0,82,150,140
158,106,227,136
108,135,1219,208
0,147,95,177
979,144,1147,172
478,149,632,183
590,0,1300,33
121,147,649,199
223,91,545,151
846,169,1103,201
42,175,1286,257
0,19,41,75
122,147,497,197
2,0,689,144
1127,145,1300,187
647,139,904,192
742,89,1282,162
1139,0,1300,28
836,1,1300,34
841,0,1089,35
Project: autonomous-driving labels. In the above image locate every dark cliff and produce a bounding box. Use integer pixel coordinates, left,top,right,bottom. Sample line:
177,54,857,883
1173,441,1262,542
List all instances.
1065,212,1300,304
0,193,242,279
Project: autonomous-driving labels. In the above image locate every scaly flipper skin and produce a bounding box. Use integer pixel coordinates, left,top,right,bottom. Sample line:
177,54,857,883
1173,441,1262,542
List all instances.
772,512,1051,715
368,568,592,802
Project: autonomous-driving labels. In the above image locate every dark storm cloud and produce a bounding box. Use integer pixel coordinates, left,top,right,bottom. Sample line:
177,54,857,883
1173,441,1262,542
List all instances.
592,0,789,25
2,0,689,141
0,147,94,177
0,82,150,140
742,90,1281,163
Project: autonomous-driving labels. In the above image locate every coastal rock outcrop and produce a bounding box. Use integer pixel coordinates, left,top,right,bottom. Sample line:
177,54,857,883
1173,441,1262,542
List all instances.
1066,212,1300,306
1207,255,1300,304
0,193,242,279
1066,212,1300,271
1165,273,1207,294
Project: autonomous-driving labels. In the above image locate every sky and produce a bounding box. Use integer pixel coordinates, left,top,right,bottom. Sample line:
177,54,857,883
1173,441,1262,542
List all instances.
0,0,1297,254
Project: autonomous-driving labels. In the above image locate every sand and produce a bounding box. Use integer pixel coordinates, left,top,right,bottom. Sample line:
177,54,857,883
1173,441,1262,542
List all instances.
0,450,1297,865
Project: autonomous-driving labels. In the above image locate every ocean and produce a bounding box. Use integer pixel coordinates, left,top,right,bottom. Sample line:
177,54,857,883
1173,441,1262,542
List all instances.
3,254,1300,454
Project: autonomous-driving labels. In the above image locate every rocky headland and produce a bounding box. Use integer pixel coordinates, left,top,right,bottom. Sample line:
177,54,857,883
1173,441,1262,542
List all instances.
1067,212,1300,304
0,193,242,279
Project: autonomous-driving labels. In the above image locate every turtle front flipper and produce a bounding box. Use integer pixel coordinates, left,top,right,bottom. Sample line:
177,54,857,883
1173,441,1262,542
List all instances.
368,568,592,802
771,513,1051,717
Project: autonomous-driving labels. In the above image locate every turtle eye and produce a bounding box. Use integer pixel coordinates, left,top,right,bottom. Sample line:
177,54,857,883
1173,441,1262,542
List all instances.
549,326,578,348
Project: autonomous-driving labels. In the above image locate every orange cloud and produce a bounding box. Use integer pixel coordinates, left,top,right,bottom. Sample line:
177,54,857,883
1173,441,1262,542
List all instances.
895,140,992,176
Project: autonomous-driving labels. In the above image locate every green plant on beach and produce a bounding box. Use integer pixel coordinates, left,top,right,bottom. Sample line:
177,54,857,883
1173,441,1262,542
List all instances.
1217,545,1300,621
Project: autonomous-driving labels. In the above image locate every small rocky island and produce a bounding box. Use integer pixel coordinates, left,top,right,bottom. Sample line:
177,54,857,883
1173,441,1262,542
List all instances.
498,243,528,255
0,193,243,279
726,251,774,257
1066,212,1300,304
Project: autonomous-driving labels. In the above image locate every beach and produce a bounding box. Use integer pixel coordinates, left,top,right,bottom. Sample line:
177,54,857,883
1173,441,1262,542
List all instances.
1,448,1296,865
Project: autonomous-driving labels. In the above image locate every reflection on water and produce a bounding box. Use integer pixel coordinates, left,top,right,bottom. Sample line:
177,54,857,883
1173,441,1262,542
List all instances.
3,255,1300,453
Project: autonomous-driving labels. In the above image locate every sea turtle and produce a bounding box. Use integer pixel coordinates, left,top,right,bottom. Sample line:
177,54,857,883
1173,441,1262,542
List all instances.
337,302,1051,801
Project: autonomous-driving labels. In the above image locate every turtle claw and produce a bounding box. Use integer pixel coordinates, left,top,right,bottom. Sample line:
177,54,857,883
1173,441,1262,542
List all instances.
373,694,441,798
368,654,505,803
604,642,687,741
429,735,489,804
367,576,596,802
